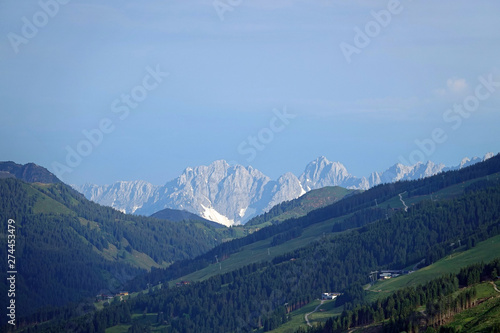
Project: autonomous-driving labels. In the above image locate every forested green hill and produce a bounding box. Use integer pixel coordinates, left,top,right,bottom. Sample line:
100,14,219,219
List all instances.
0,177,229,325
244,186,358,228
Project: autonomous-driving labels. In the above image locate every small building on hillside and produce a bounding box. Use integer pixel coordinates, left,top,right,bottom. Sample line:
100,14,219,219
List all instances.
322,293,341,300
380,273,392,280
176,281,190,287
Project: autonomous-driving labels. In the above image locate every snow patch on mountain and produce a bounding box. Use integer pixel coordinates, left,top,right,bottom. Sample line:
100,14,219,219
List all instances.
200,204,234,227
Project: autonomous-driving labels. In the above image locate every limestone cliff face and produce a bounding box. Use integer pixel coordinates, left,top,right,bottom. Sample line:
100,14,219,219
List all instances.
75,153,493,226
77,160,305,226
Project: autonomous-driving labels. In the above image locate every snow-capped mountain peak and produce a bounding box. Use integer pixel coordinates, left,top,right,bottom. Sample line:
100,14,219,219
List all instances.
74,152,495,226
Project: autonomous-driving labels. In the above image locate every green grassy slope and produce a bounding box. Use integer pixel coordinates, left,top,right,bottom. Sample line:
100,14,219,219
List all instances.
445,295,500,332
272,234,500,333
27,182,227,268
380,171,500,211
171,173,500,286
366,233,500,301
170,215,351,284
244,186,358,229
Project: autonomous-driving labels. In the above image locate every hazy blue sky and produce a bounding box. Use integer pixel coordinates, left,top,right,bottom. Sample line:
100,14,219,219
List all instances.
1,0,499,185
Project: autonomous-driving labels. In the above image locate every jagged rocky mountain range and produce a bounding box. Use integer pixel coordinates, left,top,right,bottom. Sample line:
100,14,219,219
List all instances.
74,153,494,226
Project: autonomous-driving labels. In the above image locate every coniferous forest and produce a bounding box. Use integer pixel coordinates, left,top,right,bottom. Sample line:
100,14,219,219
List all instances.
0,178,229,324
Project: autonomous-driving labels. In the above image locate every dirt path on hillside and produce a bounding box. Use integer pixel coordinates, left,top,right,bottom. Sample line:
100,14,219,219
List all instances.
413,259,425,271
305,300,325,327
399,192,408,212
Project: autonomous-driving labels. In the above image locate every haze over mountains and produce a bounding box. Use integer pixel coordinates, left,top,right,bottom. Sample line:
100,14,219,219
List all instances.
75,154,494,226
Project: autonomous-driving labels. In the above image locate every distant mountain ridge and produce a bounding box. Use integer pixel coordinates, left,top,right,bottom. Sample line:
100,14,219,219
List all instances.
0,161,61,184
74,153,494,226
79,161,306,226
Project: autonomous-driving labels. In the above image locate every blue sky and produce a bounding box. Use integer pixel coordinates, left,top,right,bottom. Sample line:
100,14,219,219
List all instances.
1,0,499,185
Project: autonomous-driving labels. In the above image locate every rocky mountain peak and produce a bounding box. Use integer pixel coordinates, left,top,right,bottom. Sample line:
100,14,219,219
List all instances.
74,152,496,226
299,157,352,191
